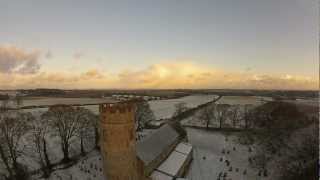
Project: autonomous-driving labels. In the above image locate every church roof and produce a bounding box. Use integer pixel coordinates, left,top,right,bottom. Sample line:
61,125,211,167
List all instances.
136,124,180,165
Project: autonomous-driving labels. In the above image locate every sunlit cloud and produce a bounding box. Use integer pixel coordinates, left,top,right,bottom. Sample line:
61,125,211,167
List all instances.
0,62,317,90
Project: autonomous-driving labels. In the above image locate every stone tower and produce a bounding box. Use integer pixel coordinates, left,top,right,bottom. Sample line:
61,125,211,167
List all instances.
99,102,139,180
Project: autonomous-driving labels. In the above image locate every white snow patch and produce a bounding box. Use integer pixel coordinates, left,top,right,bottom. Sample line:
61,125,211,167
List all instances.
149,95,218,120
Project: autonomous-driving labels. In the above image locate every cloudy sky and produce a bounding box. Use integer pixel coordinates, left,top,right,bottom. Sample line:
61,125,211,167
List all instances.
0,0,318,89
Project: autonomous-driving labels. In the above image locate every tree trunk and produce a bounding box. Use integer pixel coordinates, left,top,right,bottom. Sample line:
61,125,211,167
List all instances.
11,157,19,177
42,139,51,170
233,118,237,128
39,159,49,178
61,143,69,163
80,136,85,156
0,145,13,178
94,127,100,150
245,118,248,129
41,168,50,178
12,160,23,180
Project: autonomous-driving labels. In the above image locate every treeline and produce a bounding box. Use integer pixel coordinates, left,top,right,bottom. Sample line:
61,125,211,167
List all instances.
178,89,318,99
0,100,100,180
17,89,189,99
237,101,318,180
0,94,9,100
19,89,66,97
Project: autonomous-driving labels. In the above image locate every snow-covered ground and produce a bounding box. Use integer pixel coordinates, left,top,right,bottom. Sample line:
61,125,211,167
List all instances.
43,151,104,180
20,127,97,175
186,128,272,180
149,95,218,120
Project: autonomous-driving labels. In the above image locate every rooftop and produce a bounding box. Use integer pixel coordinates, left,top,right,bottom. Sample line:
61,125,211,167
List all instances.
151,142,193,180
137,124,180,165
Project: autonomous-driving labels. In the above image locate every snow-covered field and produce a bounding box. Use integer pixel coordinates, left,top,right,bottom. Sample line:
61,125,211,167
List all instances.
1,95,280,180
149,95,218,120
186,128,272,180
18,95,218,117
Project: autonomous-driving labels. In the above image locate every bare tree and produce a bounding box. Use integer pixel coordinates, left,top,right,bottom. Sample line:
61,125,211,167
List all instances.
135,101,155,132
216,104,230,129
0,110,32,179
229,105,241,128
76,108,94,156
28,116,52,178
42,105,84,163
173,102,188,117
199,103,216,129
14,96,23,109
243,104,254,129
0,99,9,112
88,113,100,150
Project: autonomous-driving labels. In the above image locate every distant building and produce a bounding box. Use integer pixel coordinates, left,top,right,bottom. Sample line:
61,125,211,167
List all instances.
100,102,192,180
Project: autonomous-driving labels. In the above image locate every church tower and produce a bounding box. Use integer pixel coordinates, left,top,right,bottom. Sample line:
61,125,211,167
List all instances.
99,102,139,180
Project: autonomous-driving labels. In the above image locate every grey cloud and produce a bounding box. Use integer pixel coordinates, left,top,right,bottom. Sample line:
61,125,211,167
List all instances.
0,45,41,74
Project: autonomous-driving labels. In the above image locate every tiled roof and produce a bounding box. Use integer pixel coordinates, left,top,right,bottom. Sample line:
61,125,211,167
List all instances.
137,124,179,165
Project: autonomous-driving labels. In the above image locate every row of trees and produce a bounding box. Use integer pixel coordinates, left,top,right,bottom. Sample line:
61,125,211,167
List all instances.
198,103,255,129
0,100,99,180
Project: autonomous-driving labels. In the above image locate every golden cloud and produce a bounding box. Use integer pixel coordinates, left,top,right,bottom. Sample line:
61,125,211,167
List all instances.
0,62,318,90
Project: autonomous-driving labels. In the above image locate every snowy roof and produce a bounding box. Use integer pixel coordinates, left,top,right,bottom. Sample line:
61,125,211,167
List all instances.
157,151,188,176
151,142,193,179
137,124,180,165
150,171,173,180
175,142,192,155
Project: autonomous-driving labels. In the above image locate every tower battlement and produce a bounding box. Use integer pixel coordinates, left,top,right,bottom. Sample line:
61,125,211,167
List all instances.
99,102,136,124
99,102,135,114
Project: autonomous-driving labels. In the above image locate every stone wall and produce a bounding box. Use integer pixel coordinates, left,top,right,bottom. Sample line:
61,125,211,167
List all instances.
100,102,140,180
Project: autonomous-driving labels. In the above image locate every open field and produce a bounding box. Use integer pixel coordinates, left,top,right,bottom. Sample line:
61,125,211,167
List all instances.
186,128,267,180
